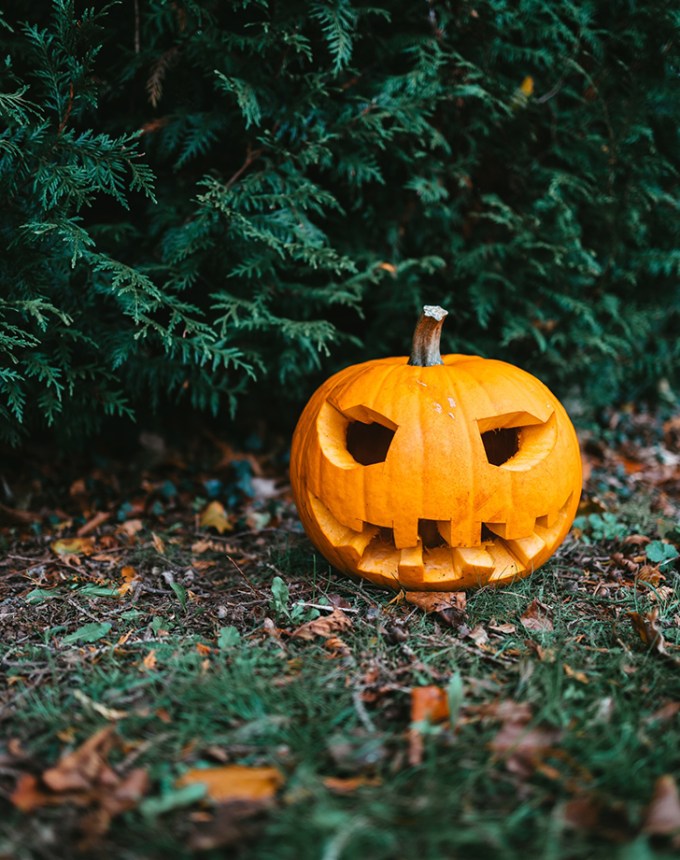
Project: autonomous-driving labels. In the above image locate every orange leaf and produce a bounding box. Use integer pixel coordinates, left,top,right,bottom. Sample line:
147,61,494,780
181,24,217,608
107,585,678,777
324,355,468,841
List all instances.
51,537,95,557
411,685,449,725
151,532,166,555
118,565,139,596
142,650,157,671
199,501,233,534
176,765,284,804
322,775,381,794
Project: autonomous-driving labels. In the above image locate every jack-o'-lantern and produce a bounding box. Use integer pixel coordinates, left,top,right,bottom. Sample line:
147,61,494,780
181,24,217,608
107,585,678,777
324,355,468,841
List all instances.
290,306,582,590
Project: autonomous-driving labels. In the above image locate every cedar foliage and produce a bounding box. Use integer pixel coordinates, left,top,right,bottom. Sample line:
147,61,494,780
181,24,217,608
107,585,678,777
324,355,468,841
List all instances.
0,0,678,443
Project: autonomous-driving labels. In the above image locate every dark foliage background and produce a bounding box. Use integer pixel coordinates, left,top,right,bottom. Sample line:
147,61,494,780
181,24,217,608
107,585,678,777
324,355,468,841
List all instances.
0,0,678,444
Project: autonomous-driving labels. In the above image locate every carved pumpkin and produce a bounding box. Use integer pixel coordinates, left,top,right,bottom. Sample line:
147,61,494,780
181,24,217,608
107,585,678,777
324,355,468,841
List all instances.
290,306,582,590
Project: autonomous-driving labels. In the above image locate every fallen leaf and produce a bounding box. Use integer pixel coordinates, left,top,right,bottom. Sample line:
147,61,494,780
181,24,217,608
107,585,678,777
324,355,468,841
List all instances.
628,609,669,656
637,565,664,586
151,532,166,555
644,775,680,835
409,685,450,766
118,565,139,596
405,591,466,614
142,650,157,671
466,624,489,646
42,727,116,793
291,609,352,641
199,501,233,534
77,511,112,537
322,775,381,794
520,598,554,633
116,518,144,537
324,635,351,656
51,537,95,557
563,664,589,684
487,701,561,777
488,621,516,635
176,765,284,804
404,590,466,627
10,726,149,843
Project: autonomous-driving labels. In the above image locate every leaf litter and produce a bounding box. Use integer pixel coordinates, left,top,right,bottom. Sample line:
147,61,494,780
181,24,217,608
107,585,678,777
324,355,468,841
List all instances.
1,410,680,856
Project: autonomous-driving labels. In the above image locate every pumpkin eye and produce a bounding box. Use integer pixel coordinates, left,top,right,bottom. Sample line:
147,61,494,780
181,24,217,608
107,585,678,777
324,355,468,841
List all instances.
346,419,396,465
478,411,557,470
480,427,520,466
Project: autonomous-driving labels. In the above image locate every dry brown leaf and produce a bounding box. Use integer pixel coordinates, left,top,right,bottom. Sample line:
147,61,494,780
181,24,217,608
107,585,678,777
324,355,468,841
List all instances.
487,700,561,777
151,532,166,555
488,621,516,635
322,775,382,794
76,511,112,537
199,501,233,534
467,624,489,646
404,591,466,613
520,598,554,633
409,685,450,766
637,565,664,586
489,719,562,777
628,609,669,655
10,726,149,842
644,775,680,835
116,518,144,537
51,537,95,557
291,609,352,641
43,726,116,793
176,765,284,804
324,636,351,656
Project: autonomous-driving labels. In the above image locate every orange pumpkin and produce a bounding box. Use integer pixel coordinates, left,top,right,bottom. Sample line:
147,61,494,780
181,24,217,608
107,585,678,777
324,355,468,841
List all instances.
290,306,582,590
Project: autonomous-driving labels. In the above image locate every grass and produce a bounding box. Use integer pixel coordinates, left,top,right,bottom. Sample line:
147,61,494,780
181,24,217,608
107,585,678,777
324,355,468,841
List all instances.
2,515,680,860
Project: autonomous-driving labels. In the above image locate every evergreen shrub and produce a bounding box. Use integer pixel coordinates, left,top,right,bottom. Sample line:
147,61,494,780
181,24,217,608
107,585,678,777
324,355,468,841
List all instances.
0,0,678,443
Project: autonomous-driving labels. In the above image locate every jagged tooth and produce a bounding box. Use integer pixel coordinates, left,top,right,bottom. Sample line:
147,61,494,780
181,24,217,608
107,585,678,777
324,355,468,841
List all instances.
485,513,535,540
452,546,494,576
485,542,521,582
535,511,558,528
393,518,419,550
398,543,425,588
337,525,379,565
503,532,546,567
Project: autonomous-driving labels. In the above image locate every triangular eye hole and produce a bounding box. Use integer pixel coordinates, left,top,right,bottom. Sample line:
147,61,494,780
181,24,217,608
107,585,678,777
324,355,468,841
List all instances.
346,420,396,465
481,428,520,466
477,411,557,470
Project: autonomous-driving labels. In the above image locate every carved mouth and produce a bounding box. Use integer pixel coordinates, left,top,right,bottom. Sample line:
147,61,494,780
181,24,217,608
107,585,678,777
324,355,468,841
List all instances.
307,492,574,590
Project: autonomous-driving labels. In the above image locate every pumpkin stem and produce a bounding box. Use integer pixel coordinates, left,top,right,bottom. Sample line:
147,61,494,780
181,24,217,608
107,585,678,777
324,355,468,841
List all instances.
408,305,448,367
